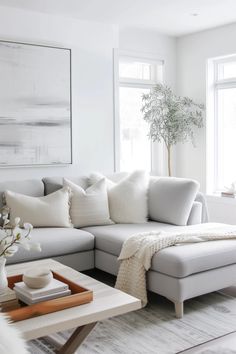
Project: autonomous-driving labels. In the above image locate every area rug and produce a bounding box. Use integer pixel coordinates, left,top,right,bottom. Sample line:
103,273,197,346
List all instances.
28,291,236,354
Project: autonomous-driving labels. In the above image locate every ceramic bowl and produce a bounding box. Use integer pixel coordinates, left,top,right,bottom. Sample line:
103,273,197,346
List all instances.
23,268,53,289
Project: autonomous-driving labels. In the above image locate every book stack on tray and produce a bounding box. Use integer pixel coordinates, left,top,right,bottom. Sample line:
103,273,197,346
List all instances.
14,278,71,305
0,287,20,312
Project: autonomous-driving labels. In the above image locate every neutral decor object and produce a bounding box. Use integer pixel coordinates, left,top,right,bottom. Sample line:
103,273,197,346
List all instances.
221,181,236,197
0,313,29,354
8,270,92,321
149,177,199,225
17,277,68,297
4,186,72,228
0,290,20,312
0,258,8,295
141,84,204,176
90,170,149,223
0,40,72,166
0,209,39,294
23,268,53,289
8,259,141,353
14,276,71,306
63,178,113,228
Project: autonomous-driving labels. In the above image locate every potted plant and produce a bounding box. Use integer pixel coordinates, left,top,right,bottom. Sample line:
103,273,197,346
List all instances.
141,84,204,176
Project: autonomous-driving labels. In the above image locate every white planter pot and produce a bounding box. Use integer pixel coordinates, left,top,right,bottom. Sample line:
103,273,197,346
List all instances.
0,257,8,294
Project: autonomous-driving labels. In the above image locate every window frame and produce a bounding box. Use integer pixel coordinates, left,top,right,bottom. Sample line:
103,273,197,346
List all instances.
207,54,236,194
113,49,164,172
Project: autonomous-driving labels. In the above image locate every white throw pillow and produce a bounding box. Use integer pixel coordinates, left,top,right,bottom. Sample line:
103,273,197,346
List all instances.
90,171,149,223
4,187,72,228
63,178,113,228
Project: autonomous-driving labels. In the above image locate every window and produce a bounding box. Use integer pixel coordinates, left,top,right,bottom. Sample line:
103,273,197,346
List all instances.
116,54,163,172
208,55,236,193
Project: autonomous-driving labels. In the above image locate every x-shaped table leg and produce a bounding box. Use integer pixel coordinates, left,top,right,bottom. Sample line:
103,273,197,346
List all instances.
56,322,97,354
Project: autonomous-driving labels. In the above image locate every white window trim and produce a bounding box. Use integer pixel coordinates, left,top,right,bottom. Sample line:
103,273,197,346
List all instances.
119,54,163,86
113,48,165,173
113,48,120,172
207,54,236,195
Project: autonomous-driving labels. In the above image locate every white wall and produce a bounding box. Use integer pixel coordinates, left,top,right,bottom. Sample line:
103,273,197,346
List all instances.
119,27,177,175
0,5,118,181
119,27,176,89
0,10,177,181
176,23,236,223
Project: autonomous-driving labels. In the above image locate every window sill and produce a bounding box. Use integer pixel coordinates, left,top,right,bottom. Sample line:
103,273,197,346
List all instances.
207,194,236,205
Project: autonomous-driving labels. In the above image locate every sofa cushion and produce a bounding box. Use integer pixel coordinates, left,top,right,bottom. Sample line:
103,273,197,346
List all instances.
84,222,236,278
7,228,94,264
84,222,180,256
148,177,199,226
151,238,236,278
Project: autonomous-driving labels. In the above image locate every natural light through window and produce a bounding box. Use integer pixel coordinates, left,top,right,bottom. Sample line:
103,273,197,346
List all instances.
119,86,151,171
208,55,236,193
118,55,163,172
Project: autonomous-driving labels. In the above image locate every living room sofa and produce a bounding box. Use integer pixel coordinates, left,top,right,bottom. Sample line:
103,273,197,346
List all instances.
1,174,236,318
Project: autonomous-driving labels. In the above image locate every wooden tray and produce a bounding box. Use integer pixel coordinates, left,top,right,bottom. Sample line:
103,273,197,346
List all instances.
6,271,93,322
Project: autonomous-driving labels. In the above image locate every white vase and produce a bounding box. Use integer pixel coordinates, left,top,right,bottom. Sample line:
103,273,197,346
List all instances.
0,257,8,295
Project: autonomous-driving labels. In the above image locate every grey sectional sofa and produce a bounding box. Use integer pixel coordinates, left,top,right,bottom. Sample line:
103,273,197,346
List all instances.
1,175,235,318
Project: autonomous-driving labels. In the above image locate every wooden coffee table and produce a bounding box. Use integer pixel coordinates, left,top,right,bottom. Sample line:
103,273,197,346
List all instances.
6,259,141,354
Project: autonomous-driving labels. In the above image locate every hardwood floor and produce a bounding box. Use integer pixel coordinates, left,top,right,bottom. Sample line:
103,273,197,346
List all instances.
180,285,236,353
178,331,236,353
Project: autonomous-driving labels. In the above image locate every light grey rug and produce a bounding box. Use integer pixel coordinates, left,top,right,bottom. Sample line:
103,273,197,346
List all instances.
28,292,236,354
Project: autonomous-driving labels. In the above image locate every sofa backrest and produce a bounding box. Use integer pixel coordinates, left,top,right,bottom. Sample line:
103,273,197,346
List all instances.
0,179,44,209
42,172,128,195
148,176,200,226
42,176,88,195
0,179,44,225
0,174,208,226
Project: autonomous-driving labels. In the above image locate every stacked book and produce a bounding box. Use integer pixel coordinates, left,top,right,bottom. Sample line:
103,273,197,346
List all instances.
14,278,71,305
0,287,20,312
221,191,236,198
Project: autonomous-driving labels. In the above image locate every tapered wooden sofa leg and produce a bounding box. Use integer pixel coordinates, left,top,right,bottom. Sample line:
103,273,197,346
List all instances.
175,302,184,318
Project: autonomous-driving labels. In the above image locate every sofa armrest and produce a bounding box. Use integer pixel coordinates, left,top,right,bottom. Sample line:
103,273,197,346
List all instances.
187,201,202,225
194,192,209,223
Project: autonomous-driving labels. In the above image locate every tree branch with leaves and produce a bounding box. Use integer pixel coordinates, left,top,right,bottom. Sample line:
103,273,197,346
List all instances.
141,84,204,176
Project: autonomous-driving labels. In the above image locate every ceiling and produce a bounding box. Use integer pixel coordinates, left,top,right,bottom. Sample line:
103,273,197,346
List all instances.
1,0,236,36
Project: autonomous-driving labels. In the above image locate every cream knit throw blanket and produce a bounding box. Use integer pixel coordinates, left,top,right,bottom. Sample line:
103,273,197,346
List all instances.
115,224,236,306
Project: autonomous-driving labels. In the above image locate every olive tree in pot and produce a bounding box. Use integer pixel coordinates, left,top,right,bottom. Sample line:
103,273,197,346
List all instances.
141,84,204,176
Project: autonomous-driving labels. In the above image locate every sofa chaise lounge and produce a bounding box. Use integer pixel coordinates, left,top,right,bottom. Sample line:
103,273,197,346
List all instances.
1,174,236,318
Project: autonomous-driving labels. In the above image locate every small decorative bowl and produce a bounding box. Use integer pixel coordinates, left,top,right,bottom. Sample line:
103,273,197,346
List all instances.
23,268,53,289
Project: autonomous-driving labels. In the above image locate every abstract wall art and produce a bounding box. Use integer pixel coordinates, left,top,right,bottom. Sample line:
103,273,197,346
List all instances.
0,40,72,166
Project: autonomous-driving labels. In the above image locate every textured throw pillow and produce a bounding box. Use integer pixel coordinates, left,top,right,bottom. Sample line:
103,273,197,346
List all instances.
148,177,199,226
4,187,72,228
63,178,113,228
90,171,149,223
